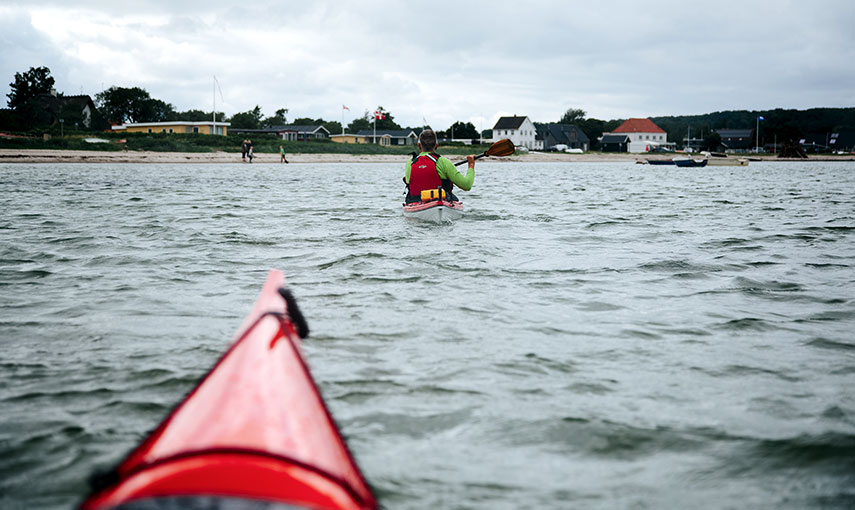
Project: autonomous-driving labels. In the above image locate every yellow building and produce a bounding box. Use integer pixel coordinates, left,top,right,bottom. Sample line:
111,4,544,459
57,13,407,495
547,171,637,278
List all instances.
112,121,230,135
330,134,362,144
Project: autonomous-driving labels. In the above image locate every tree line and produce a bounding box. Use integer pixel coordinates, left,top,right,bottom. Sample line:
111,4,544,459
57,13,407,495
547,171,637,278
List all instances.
5,66,853,149
558,107,855,151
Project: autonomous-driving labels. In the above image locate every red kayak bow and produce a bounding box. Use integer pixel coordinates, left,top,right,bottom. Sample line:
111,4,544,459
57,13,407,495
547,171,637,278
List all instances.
80,270,377,510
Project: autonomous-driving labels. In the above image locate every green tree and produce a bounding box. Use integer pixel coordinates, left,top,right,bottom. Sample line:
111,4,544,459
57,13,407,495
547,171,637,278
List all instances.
322,120,342,135
443,121,479,139
176,109,224,121
263,108,289,127
229,105,264,129
347,111,372,133
560,108,587,124
290,116,341,135
142,98,176,122
7,66,55,109
95,86,175,123
701,131,722,151
369,106,402,130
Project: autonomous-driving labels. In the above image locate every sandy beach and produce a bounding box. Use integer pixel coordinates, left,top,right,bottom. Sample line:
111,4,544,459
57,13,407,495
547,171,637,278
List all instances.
1,148,850,164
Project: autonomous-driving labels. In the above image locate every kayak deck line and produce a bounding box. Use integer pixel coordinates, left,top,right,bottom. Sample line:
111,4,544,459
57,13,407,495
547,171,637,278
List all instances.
80,270,377,510
402,199,465,223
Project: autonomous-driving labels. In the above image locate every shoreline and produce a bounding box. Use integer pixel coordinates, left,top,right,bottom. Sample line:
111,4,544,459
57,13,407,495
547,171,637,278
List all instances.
1,148,852,164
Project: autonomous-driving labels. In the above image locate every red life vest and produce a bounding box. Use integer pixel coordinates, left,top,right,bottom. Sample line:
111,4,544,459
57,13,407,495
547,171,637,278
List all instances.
408,153,442,196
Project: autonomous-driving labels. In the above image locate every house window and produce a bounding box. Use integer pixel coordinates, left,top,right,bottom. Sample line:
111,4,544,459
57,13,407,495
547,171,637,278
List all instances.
193,127,199,133
148,128,152,133
168,129,173,133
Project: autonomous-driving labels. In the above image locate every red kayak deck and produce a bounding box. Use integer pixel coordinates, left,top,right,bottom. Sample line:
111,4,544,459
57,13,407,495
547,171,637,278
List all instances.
81,270,376,510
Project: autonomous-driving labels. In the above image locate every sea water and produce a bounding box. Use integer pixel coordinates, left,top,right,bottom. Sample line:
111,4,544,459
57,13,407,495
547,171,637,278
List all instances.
1,161,854,509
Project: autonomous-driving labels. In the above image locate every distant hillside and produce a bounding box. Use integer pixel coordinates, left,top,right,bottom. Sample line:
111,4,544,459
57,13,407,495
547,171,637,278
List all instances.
650,108,855,147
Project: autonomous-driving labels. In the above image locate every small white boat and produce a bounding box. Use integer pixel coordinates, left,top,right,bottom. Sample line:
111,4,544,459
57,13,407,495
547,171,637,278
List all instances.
402,200,464,223
701,151,749,166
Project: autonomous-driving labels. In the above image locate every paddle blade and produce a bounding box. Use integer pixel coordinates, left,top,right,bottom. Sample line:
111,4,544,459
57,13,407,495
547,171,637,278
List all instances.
485,138,515,158
452,138,517,166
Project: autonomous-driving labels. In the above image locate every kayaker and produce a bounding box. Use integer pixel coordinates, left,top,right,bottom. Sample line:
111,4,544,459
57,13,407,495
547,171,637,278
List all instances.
404,129,475,203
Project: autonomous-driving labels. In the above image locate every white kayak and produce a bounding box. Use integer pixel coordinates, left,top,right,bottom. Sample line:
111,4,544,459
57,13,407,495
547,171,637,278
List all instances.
402,200,465,223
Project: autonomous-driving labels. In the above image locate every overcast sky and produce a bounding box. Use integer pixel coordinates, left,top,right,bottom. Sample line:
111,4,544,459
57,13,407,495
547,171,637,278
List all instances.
2,0,853,130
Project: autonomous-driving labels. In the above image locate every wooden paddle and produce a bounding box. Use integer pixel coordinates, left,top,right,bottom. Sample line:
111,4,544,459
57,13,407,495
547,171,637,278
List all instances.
453,138,515,166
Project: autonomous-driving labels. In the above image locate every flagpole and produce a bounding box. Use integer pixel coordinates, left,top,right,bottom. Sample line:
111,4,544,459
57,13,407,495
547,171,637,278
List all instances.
756,116,759,152
212,76,215,134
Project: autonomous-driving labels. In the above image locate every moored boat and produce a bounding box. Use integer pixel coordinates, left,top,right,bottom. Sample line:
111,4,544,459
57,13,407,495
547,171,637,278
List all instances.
700,151,749,166
673,158,708,167
645,159,676,165
402,199,464,223
80,270,377,510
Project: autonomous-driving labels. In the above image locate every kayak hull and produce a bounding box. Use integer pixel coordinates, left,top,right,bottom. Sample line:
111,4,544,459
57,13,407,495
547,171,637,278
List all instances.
80,270,376,510
402,200,464,223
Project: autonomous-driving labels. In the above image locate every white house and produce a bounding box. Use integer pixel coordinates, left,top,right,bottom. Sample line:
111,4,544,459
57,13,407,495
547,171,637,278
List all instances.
604,118,671,153
492,115,537,150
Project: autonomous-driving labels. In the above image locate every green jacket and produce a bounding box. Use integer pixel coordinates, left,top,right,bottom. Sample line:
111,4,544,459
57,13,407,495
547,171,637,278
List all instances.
404,152,475,191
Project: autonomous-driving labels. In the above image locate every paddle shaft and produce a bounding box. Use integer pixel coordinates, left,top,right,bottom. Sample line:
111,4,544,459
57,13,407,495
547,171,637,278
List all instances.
454,153,487,167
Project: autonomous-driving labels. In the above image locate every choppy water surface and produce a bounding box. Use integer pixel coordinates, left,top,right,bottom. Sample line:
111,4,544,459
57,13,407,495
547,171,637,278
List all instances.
1,161,854,509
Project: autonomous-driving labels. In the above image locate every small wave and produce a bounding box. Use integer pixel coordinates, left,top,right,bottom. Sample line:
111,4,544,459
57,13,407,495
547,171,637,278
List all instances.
714,317,777,332
348,408,473,439
102,400,170,414
795,310,855,322
805,337,855,352
566,381,616,395
3,387,116,403
728,432,855,475
577,300,624,312
703,364,802,382
805,262,850,269
499,417,706,459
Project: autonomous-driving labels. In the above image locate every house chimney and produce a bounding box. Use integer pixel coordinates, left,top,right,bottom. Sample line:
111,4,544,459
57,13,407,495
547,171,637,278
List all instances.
50,88,57,97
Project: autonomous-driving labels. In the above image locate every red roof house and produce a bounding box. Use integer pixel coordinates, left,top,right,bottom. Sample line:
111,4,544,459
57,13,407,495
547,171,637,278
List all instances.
603,118,669,152
613,118,666,134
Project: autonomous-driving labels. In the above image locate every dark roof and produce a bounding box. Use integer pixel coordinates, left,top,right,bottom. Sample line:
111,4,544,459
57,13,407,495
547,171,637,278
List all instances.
493,116,528,130
539,124,590,146
717,129,753,139
31,94,95,115
601,134,630,143
271,124,329,134
231,125,329,135
229,128,277,133
356,129,416,137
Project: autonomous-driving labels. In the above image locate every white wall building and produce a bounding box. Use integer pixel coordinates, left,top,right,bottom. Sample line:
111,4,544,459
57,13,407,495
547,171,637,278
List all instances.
492,116,537,150
604,118,672,153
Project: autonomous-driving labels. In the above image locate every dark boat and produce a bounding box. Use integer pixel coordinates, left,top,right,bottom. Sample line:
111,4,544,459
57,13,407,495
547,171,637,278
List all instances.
646,159,675,165
673,158,708,168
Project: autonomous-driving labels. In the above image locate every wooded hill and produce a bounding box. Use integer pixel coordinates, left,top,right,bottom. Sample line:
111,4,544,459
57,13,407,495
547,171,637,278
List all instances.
648,108,855,148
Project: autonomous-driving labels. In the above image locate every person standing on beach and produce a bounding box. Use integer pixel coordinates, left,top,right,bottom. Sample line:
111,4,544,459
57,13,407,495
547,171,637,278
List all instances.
247,144,254,163
280,145,289,163
404,129,475,203
241,139,248,162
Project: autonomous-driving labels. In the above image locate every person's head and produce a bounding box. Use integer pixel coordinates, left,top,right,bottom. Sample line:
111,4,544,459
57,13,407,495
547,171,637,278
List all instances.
418,129,437,152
